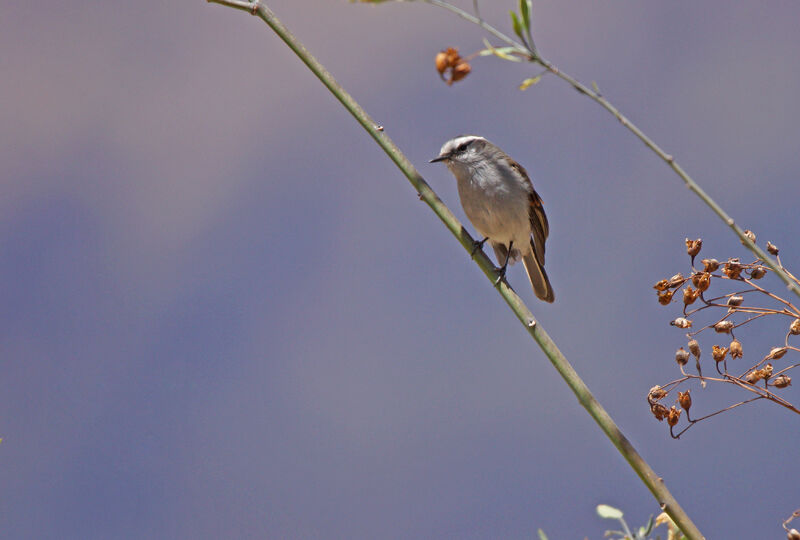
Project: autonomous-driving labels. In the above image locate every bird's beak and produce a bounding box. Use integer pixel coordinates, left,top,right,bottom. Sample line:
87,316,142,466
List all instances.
429,154,448,163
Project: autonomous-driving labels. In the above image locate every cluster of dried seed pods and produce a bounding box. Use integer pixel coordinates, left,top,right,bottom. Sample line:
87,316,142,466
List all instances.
648,237,800,437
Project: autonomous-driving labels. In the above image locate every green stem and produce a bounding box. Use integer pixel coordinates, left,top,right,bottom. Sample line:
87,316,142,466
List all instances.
207,1,705,538
417,0,800,302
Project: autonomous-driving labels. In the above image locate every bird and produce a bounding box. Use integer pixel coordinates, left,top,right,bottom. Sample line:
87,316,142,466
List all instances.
430,135,554,302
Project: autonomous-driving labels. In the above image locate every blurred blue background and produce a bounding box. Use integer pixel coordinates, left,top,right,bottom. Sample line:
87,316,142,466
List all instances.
2,1,799,538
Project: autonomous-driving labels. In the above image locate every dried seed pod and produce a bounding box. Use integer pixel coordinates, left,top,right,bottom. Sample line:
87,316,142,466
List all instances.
712,345,728,362
648,385,667,402
723,260,742,279
444,47,460,65
729,339,743,359
449,61,471,84
688,339,701,358
774,375,792,388
770,347,788,360
653,279,670,291
763,363,774,379
787,528,800,540
677,391,692,412
685,238,702,257
766,241,779,255
741,229,756,244
749,266,766,279
683,286,699,305
651,402,669,421
671,317,692,329
675,347,690,366
701,258,720,272
746,369,763,383
694,272,711,292
667,273,685,288
435,51,449,75
714,320,734,333
789,319,800,335
726,295,744,307
667,406,681,427
658,290,675,305
678,390,692,411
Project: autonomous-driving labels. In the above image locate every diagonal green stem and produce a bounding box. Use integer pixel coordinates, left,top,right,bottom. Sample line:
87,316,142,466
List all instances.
415,0,800,302
207,1,705,538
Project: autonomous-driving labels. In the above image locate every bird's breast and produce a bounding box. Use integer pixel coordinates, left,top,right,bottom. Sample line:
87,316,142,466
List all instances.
455,168,531,245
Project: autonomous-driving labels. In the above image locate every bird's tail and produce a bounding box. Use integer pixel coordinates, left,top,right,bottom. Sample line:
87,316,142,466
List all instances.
522,247,554,303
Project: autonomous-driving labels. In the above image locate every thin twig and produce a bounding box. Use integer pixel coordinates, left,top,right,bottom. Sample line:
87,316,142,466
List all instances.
671,396,763,439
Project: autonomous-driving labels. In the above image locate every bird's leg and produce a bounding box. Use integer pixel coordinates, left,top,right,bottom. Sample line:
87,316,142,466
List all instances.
494,241,513,286
470,236,489,259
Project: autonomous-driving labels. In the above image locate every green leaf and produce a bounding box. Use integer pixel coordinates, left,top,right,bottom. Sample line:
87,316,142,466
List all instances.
519,75,542,90
537,529,548,540
519,0,531,35
480,39,523,62
509,10,523,41
597,504,624,520
642,514,655,535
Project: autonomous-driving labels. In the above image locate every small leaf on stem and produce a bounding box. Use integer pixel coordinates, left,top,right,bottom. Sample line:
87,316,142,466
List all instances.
519,75,542,90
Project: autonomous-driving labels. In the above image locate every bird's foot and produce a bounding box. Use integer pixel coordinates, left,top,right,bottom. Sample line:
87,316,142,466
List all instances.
494,263,509,287
470,237,489,259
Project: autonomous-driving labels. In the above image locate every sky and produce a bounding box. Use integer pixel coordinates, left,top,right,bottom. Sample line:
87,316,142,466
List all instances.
2,1,800,538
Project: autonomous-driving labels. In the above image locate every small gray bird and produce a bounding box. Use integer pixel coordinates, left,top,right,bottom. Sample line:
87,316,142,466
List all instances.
430,135,554,302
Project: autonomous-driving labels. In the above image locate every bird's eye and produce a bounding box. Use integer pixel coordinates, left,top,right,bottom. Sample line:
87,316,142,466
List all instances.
457,143,469,152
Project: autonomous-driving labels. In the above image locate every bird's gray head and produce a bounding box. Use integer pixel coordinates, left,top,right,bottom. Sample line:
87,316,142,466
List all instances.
429,135,492,166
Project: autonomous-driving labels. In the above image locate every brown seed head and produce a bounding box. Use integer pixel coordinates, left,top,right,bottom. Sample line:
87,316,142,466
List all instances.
746,369,763,383
651,402,669,421
648,385,667,402
670,317,692,329
444,47,460,65
726,295,744,307
668,273,685,288
750,266,766,279
788,528,800,540
774,374,792,388
789,319,800,335
714,320,734,333
766,241,779,255
723,260,742,279
449,62,471,84
741,230,756,244
675,347,690,366
729,339,743,359
683,286,699,305
435,48,471,85
763,363,774,379
667,406,681,427
694,272,711,292
712,345,728,362
653,279,670,291
770,346,788,360
688,339,701,358
701,258,720,272
685,238,702,257
678,390,692,411
435,51,449,75
658,290,675,305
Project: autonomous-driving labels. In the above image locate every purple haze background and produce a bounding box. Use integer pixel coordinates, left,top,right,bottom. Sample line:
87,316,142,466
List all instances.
2,1,800,538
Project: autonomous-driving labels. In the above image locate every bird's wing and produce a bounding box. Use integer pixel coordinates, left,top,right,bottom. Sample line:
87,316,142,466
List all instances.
508,158,549,264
